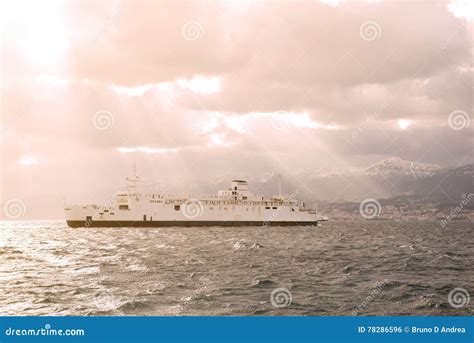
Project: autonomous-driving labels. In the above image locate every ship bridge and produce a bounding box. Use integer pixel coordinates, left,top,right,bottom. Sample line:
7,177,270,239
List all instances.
218,180,255,200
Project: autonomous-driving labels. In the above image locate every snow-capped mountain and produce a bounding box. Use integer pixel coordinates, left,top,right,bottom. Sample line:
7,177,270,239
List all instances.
158,157,472,204
406,163,474,201
242,158,471,203
361,157,441,178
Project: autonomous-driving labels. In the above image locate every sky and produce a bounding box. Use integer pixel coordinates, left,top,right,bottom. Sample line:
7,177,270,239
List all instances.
0,0,473,219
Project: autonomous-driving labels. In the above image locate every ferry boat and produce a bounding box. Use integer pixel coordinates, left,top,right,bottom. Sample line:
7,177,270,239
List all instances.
64,170,318,227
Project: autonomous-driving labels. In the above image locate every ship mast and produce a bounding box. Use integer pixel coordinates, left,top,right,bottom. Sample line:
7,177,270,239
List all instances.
278,174,282,198
127,163,140,194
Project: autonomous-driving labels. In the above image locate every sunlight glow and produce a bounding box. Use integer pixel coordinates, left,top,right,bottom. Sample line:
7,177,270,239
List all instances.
117,147,180,154
108,77,219,97
319,0,382,6
224,116,248,134
291,112,339,130
319,0,345,7
197,111,340,138
208,133,236,147
177,76,221,94
109,83,172,97
397,119,412,130
448,0,474,19
2,1,69,65
263,111,340,130
35,74,72,86
19,156,39,166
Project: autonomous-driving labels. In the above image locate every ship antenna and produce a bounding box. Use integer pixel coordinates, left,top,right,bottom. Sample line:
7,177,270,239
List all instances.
278,174,282,198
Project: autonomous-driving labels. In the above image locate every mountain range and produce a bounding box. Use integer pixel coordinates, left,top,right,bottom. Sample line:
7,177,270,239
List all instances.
140,157,472,206
238,157,473,204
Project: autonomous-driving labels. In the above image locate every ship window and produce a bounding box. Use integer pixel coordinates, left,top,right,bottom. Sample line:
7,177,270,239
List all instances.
234,186,237,190
175,205,180,211
265,207,270,209
104,209,109,212
119,205,129,210
110,213,115,215
243,196,247,200
143,215,147,221
272,207,277,210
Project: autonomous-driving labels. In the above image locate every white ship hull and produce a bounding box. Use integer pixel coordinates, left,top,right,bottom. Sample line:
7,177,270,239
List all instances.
65,177,318,227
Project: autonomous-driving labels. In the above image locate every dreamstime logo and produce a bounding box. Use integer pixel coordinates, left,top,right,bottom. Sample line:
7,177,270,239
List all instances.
440,21,467,51
3,199,26,219
181,199,204,219
270,288,292,308
24,249,71,267
352,279,389,315
448,288,470,309
440,193,473,227
93,288,118,311
89,1,120,45
351,96,394,139
92,110,114,130
359,21,382,41
359,198,381,219
181,21,203,41
271,111,292,130
15,102,30,119
263,189,300,226
448,110,470,130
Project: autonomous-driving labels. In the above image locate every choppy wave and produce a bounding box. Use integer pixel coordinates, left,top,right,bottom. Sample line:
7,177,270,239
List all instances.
0,220,472,316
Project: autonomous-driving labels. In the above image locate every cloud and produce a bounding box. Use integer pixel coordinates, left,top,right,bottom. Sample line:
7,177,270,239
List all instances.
0,0,472,219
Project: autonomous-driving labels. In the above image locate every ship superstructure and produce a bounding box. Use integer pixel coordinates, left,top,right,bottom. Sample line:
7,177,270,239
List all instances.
65,172,318,227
